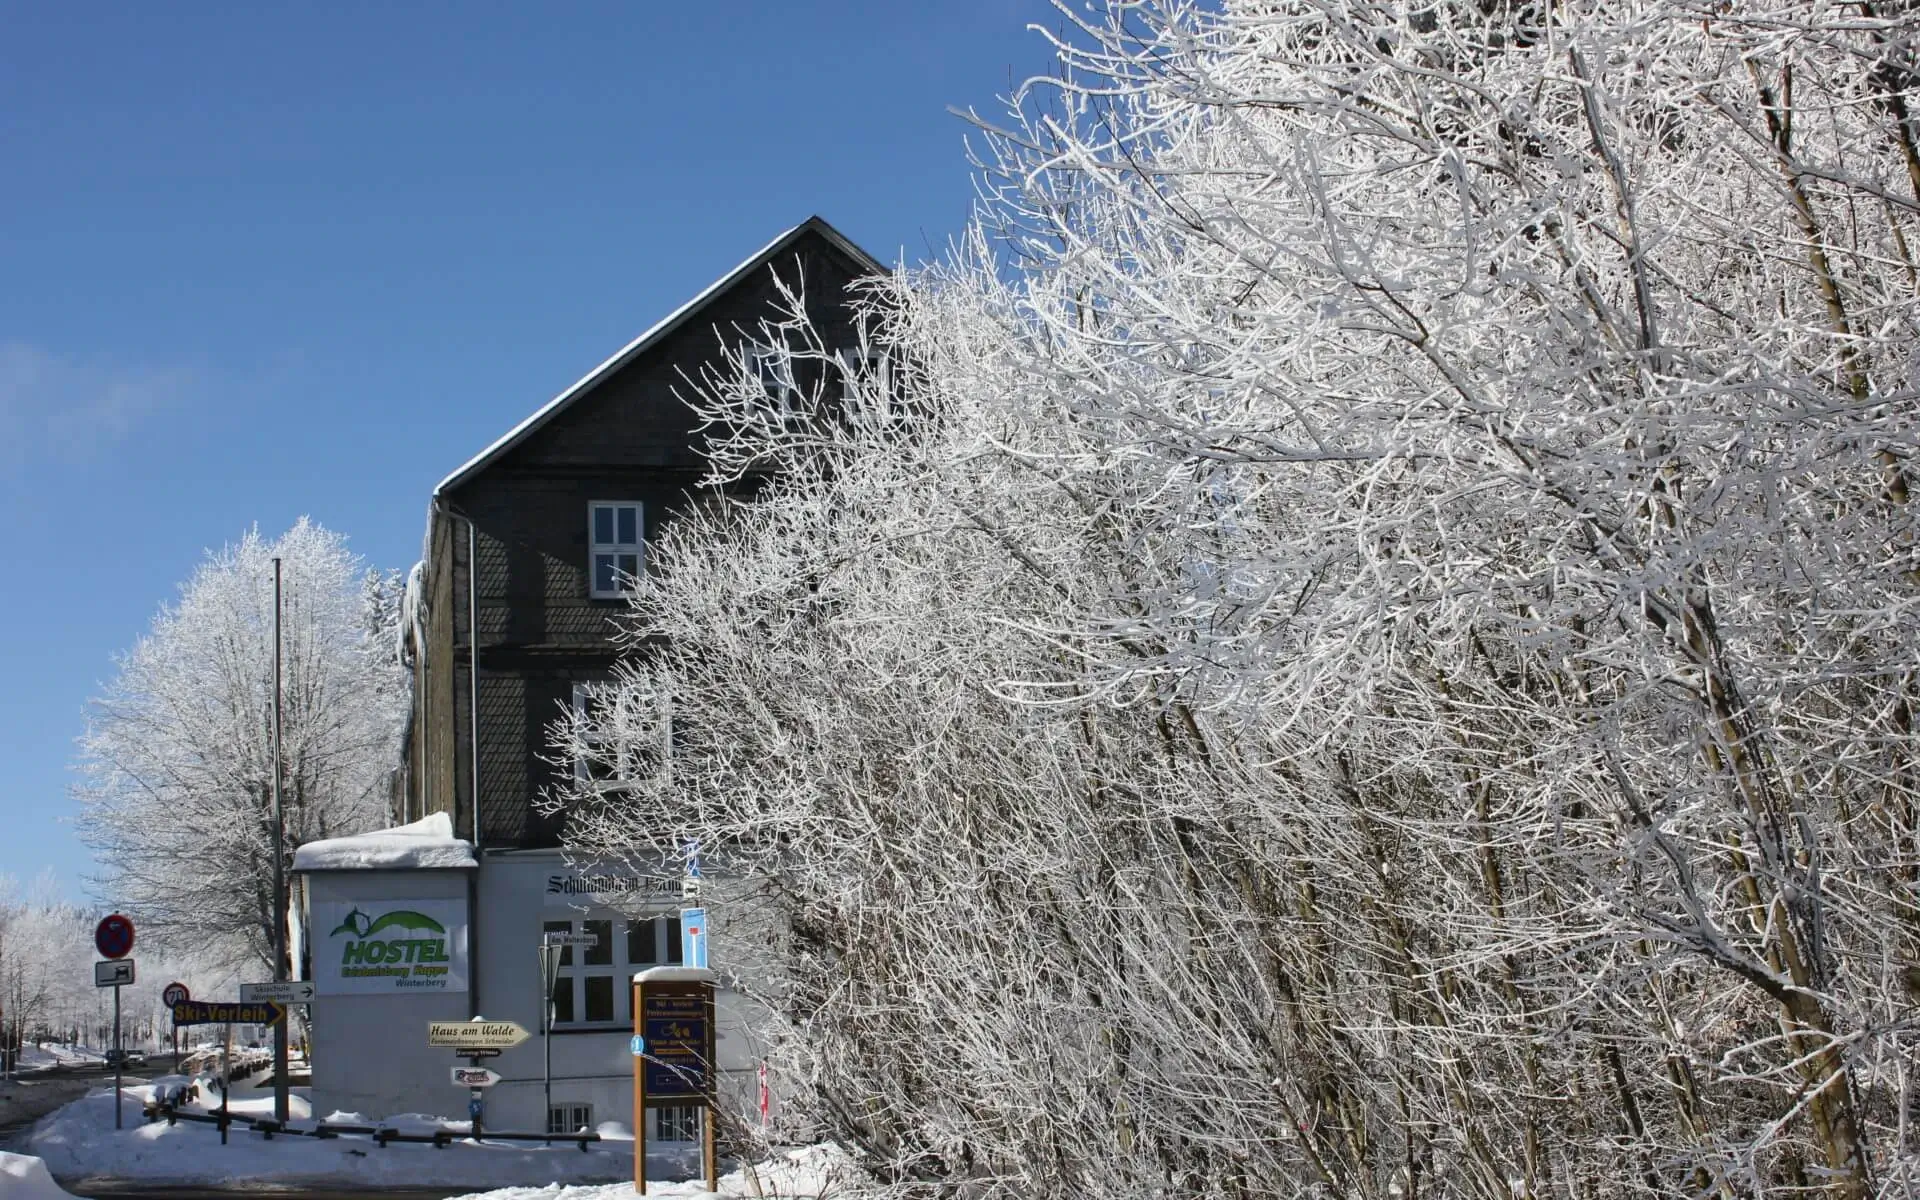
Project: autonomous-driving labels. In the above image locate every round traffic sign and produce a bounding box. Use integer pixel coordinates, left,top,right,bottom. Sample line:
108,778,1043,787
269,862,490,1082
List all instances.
161,981,190,1007
95,913,135,960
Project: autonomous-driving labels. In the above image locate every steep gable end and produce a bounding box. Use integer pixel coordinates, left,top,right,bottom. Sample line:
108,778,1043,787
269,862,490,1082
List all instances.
436,216,882,495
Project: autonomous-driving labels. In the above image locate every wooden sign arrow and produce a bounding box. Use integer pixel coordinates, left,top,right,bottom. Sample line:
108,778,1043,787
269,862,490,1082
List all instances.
427,1020,530,1049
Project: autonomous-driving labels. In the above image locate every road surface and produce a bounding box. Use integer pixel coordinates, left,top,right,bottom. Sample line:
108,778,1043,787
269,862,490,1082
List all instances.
0,1055,182,1152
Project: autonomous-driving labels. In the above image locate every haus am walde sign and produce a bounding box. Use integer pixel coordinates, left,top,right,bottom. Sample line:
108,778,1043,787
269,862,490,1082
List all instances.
310,899,468,995
427,1021,529,1050
173,1000,287,1027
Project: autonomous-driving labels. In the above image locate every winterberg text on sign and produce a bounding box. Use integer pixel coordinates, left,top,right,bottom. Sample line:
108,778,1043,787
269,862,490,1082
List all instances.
427,1021,530,1049
172,1000,287,1027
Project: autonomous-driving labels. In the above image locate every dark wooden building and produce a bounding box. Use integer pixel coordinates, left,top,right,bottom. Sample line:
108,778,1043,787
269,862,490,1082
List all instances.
304,216,880,1137
399,215,881,850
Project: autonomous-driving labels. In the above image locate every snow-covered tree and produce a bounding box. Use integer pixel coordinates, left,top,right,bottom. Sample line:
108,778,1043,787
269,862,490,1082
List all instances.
0,877,240,1070
562,2,1920,1196
77,520,407,976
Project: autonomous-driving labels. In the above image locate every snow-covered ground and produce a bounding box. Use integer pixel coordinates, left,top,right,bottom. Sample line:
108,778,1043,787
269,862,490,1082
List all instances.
15,1046,101,1073
0,1151,75,1200
445,1144,850,1200
20,1072,691,1191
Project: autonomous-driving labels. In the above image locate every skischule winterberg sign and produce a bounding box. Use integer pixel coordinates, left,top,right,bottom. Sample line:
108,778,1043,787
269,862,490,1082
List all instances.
311,900,468,995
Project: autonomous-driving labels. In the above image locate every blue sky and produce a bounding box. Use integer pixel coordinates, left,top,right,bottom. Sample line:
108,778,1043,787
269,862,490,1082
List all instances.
0,2,1056,899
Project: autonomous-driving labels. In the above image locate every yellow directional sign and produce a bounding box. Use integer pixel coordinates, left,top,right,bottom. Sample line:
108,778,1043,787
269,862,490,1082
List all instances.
427,1020,529,1049
173,1000,286,1027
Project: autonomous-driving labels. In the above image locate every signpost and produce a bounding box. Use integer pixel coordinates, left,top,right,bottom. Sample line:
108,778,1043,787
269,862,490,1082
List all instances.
679,907,708,970
171,1001,287,1027
451,1066,501,1088
240,981,315,1005
161,983,190,1065
94,915,134,960
426,1020,529,1049
93,914,135,1130
632,967,718,1195
173,1000,286,1146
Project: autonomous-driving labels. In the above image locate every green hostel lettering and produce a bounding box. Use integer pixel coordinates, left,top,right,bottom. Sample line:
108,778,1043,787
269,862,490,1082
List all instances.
330,906,453,980
339,937,450,965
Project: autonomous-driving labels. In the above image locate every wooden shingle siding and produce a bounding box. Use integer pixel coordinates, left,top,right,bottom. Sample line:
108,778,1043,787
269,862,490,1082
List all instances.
406,221,879,850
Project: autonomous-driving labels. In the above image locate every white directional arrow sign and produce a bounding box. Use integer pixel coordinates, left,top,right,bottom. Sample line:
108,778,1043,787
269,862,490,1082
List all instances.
451,1066,502,1088
240,981,315,1004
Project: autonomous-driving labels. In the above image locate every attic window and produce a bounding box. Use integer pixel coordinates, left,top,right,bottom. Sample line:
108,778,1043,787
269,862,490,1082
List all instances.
745,346,796,410
589,502,643,599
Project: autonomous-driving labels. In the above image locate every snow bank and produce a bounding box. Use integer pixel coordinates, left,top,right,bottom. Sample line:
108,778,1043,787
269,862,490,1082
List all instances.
0,1153,76,1200
24,1084,649,1191
292,812,476,871
446,1144,853,1200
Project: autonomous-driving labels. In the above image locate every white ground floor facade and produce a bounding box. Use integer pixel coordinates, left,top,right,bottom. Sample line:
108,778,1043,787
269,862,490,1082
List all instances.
296,821,773,1139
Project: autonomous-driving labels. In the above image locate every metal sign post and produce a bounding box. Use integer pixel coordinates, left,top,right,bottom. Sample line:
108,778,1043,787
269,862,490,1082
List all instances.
270,555,290,1127
93,914,135,1131
538,937,566,1142
112,978,122,1129
221,1023,232,1145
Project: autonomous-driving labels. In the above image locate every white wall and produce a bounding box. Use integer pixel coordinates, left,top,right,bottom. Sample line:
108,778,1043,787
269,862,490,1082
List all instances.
472,851,777,1134
302,851,783,1136
302,868,472,1123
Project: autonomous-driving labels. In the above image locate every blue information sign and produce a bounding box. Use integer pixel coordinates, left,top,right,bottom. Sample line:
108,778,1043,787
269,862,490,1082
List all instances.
640,989,710,1098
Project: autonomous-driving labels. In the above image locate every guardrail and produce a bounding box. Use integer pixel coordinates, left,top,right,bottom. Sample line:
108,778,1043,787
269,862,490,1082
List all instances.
141,1101,602,1152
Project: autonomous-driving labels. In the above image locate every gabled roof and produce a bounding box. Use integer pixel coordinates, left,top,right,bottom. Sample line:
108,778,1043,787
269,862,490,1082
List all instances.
435,215,885,497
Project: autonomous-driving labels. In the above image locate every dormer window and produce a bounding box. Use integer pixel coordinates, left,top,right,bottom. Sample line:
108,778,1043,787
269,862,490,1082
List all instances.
589,502,643,598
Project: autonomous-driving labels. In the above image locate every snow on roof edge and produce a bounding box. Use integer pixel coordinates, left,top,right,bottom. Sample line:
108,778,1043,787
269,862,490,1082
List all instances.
433,215,885,498
292,811,477,872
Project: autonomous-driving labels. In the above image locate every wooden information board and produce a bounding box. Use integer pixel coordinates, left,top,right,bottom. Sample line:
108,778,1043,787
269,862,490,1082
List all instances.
633,967,718,1194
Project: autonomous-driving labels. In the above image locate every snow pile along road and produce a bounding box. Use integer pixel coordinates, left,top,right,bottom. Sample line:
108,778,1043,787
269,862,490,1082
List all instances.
23,1085,668,1191
446,1144,852,1200
0,1153,76,1200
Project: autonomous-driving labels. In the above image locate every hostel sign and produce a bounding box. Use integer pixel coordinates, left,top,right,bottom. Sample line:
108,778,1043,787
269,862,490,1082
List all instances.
310,900,469,995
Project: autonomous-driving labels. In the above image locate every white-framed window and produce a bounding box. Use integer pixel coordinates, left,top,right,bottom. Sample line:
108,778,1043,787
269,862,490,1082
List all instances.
835,346,898,422
655,1105,701,1142
835,347,884,395
572,682,670,790
744,345,796,410
543,912,682,1028
548,1102,593,1135
588,502,643,599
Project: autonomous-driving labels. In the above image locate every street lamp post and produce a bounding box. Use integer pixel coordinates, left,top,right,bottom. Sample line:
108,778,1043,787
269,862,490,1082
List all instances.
270,557,290,1125
538,940,563,1139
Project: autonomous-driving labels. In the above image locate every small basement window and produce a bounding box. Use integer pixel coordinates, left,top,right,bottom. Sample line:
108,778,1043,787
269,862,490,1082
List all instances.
656,1104,701,1142
589,502,643,598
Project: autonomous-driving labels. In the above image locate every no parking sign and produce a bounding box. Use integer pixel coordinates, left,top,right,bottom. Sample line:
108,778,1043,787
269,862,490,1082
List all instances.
95,914,134,960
